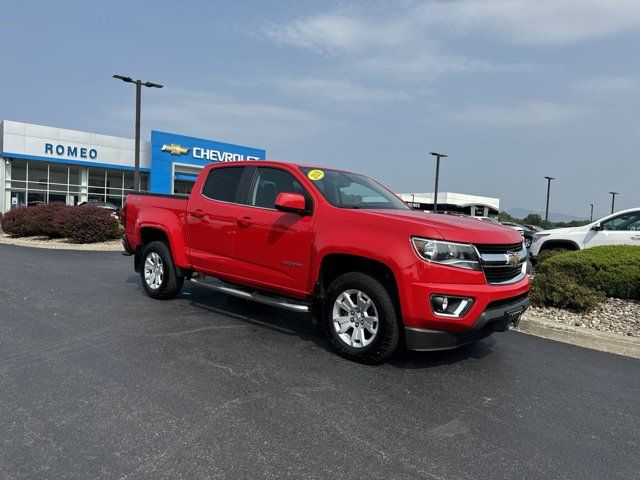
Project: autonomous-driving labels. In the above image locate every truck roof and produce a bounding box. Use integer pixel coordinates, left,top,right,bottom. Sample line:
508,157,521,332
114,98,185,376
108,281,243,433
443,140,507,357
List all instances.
211,160,357,176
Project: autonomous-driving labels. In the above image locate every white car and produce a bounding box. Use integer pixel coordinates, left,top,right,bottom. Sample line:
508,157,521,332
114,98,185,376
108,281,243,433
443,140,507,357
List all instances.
500,221,525,235
529,208,640,259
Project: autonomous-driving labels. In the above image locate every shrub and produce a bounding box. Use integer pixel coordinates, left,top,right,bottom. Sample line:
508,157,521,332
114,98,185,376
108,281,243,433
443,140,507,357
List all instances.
1,203,70,237
536,248,566,264
0,207,39,237
530,271,606,312
30,202,69,238
53,205,120,243
537,245,640,300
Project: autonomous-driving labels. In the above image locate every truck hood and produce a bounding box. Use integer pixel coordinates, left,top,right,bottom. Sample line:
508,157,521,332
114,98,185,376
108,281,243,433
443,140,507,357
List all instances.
355,210,523,245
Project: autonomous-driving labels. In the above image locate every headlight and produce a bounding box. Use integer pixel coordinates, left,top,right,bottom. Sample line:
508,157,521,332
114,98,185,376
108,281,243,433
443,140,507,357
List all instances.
532,233,549,242
411,237,481,271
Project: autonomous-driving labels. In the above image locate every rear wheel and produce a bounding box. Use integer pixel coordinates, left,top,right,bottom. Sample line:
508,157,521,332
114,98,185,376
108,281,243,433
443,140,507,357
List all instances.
140,241,184,299
323,272,400,364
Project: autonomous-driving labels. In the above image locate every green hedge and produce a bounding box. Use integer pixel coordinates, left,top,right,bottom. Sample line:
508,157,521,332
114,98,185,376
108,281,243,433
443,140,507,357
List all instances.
537,245,640,300
531,270,606,312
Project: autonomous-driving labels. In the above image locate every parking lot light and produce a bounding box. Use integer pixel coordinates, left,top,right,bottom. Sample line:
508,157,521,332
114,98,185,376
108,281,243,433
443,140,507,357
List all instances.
113,74,164,192
544,176,555,226
430,152,447,213
609,192,619,214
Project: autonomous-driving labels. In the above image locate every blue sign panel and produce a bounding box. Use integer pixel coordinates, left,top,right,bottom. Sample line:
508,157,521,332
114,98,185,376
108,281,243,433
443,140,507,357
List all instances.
150,130,266,193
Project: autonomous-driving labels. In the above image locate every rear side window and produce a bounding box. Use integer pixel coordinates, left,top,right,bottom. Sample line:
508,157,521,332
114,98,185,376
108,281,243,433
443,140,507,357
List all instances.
201,167,245,202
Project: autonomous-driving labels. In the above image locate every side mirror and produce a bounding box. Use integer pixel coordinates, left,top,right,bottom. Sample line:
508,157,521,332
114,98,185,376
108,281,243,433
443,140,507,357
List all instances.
275,192,307,215
591,223,602,231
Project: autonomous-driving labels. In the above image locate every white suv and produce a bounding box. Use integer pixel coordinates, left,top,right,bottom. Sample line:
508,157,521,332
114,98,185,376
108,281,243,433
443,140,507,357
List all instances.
529,208,640,259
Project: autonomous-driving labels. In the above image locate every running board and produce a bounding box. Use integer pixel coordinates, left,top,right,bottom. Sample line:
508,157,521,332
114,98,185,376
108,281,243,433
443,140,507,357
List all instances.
189,276,311,313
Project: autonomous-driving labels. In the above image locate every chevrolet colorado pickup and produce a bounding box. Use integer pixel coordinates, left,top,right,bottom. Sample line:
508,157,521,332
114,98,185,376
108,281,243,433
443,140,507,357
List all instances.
122,161,529,363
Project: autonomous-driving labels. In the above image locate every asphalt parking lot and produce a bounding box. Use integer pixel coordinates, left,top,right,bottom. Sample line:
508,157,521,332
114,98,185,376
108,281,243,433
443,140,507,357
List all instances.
0,244,639,479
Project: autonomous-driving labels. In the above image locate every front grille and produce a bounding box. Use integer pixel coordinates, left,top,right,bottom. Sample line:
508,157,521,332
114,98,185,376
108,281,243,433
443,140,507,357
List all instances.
474,242,526,285
475,242,523,255
483,265,524,284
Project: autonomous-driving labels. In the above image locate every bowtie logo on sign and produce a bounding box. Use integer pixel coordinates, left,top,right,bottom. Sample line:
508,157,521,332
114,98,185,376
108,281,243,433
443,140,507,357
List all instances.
161,144,189,156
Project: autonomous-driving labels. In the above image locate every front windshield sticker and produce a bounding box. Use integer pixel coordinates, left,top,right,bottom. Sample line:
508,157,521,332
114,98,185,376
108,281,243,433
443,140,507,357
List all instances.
307,169,325,181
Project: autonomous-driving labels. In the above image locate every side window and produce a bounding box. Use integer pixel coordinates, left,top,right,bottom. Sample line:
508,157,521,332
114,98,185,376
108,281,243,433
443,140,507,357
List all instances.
201,166,245,203
248,167,311,210
601,212,640,231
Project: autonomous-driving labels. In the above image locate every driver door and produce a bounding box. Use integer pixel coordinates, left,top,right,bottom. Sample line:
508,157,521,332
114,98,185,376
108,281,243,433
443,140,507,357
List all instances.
232,167,315,297
586,210,640,247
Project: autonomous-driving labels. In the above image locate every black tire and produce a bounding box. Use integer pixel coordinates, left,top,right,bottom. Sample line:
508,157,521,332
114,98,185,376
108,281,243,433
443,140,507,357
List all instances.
323,272,400,364
140,241,184,300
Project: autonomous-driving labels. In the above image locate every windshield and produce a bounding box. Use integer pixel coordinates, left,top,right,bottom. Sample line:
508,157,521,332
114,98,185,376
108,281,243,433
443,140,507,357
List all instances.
300,167,409,210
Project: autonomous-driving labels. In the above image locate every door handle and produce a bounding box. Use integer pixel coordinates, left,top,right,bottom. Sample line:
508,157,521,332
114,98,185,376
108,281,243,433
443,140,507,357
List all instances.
632,235,640,240
190,209,205,218
237,216,254,227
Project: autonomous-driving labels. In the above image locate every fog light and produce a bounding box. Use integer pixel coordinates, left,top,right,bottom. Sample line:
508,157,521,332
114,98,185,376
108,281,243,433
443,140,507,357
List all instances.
430,295,474,318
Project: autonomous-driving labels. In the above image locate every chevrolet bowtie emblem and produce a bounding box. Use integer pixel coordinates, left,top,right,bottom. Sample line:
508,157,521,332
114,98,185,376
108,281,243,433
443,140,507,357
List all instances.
161,144,189,156
506,252,521,266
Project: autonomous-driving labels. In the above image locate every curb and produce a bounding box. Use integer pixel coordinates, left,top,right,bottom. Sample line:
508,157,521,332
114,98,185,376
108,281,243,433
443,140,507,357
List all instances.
0,235,123,252
516,314,640,359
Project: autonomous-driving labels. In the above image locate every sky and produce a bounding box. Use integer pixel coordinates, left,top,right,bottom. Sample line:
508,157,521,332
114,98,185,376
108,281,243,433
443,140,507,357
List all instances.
1,0,639,219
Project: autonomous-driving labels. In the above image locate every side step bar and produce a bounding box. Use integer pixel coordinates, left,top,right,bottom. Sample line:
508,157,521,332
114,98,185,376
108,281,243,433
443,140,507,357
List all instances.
189,276,311,313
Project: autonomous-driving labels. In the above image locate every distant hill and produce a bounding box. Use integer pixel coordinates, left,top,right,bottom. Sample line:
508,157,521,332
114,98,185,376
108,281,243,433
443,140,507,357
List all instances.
507,208,588,223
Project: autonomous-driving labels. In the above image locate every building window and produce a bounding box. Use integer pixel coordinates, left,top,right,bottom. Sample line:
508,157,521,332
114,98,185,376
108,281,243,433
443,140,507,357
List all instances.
173,180,194,195
3,158,137,210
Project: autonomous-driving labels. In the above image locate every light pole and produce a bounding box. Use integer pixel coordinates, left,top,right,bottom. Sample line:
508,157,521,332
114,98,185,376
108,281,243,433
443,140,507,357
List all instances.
609,192,619,214
113,74,163,191
544,176,555,226
590,203,594,222
430,152,447,213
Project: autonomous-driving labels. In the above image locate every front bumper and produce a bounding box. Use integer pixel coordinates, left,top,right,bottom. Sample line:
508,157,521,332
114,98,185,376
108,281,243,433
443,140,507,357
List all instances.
404,294,529,351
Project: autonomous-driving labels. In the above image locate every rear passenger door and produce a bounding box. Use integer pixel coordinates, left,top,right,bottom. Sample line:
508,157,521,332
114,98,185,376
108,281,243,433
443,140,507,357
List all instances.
186,165,253,275
232,167,316,296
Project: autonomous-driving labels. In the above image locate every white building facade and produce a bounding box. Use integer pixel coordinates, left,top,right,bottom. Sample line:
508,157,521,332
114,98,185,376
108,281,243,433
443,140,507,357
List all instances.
399,192,500,217
1,120,151,212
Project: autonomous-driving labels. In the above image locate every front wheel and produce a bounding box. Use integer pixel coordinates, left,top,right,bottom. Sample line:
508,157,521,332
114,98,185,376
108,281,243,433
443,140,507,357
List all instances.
140,241,184,299
323,272,400,364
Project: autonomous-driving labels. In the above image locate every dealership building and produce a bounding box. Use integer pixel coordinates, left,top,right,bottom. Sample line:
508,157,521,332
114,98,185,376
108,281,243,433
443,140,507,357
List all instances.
398,192,500,217
0,120,265,213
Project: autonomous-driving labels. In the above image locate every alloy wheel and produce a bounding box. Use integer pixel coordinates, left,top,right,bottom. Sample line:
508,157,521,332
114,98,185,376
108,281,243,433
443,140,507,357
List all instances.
144,252,164,290
332,289,379,348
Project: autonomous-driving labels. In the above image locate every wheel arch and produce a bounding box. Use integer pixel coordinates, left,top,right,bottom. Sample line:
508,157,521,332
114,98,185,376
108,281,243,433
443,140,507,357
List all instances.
316,253,402,325
134,225,189,273
538,239,580,252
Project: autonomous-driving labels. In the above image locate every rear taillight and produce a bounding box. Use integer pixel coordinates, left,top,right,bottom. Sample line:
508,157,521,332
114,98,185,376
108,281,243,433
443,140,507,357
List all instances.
119,202,127,224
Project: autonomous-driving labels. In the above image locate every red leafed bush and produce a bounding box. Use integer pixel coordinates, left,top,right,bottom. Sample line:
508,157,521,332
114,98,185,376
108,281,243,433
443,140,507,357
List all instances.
53,205,120,243
1,203,70,237
1,206,38,236
31,202,69,238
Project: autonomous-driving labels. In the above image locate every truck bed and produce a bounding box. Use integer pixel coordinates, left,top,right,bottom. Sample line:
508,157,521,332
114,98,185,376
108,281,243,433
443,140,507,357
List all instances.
123,192,191,264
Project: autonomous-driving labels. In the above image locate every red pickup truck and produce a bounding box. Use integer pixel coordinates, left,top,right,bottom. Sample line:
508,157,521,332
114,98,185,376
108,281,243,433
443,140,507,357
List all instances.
122,161,529,363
